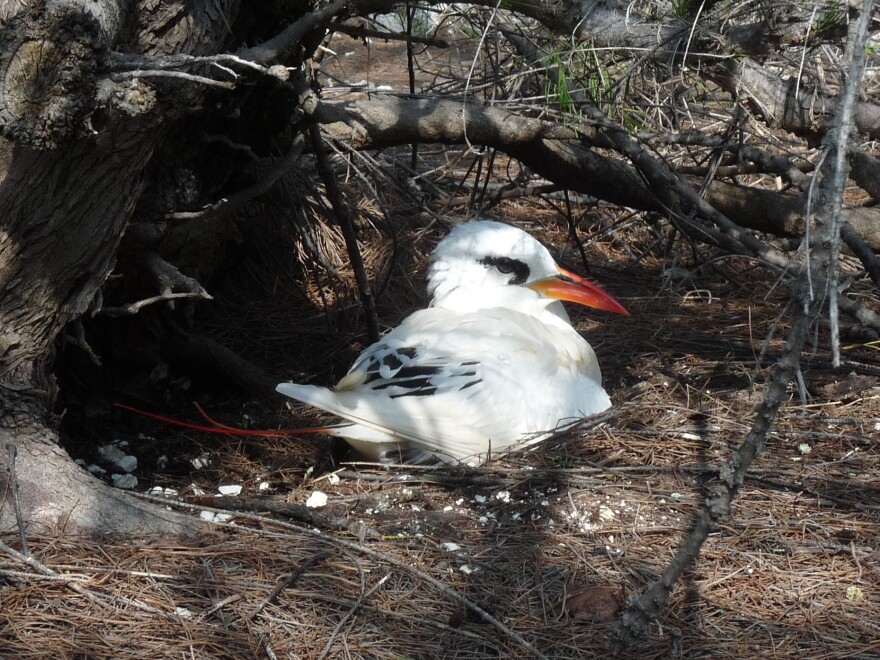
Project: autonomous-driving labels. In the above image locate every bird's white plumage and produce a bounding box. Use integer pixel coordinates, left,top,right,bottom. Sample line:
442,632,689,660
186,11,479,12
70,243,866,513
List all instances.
277,220,618,465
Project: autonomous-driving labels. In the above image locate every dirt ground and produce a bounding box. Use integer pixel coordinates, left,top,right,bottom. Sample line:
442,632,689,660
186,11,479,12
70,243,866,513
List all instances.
3,27,880,660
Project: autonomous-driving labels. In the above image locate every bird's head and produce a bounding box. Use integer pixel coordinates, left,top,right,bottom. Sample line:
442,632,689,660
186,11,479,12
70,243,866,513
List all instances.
427,220,629,317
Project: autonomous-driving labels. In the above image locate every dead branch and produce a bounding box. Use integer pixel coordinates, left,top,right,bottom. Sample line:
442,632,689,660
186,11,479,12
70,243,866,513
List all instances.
98,252,212,316
162,333,278,395
308,120,381,343
703,181,880,252
308,91,880,332
328,21,449,47
98,291,208,317
611,0,876,648
311,94,656,211
712,56,880,141
167,133,305,221
236,0,400,65
249,551,330,620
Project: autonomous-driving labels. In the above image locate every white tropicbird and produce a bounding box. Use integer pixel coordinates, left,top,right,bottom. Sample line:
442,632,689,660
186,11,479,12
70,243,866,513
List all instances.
276,220,629,465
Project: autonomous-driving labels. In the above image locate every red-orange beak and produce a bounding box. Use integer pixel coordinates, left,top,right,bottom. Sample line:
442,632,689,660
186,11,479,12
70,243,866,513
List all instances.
527,267,629,316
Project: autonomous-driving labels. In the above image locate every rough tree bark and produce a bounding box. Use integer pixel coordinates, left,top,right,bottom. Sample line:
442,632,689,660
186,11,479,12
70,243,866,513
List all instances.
0,0,240,536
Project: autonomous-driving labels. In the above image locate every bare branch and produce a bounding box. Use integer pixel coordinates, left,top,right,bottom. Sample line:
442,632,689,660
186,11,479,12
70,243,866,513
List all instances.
611,0,878,647
167,133,305,221
308,121,381,343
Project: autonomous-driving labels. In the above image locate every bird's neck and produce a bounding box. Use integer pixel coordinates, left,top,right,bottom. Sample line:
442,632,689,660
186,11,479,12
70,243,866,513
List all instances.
431,286,573,330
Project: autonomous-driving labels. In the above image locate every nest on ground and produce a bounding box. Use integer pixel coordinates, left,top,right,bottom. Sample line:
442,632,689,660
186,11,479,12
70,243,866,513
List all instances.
4,203,880,659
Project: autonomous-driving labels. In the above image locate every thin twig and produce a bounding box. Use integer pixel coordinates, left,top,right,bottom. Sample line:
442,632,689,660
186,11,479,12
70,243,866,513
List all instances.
249,552,329,620
317,573,391,660
5,444,29,557
167,133,305,221
110,70,236,89
0,538,168,616
98,291,210,317
135,493,551,659
823,0,874,365
308,121,381,342
330,21,450,47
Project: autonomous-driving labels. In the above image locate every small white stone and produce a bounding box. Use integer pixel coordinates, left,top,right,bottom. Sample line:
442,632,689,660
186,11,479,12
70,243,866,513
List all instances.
846,585,865,602
327,472,341,485
459,564,476,574
111,473,138,490
175,607,192,619
98,444,125,463
199,511,232,523
495,490,511,503
306,491,328,508
258,481,271,492
474,494,487,503
115,455,137,473
147,486,178,497
443,505,454,512
98,444,137,472
680,432,701,441
442,542,461,552
87,464,106,475
191,454,211,470
218,484,242,496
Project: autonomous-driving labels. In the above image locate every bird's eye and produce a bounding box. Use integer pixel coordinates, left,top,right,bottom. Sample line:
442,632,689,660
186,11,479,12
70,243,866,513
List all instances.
494,258,516,274
479,256,531,284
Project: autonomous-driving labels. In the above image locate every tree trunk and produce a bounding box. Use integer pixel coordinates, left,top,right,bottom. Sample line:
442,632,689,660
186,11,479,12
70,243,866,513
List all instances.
0,0,239,536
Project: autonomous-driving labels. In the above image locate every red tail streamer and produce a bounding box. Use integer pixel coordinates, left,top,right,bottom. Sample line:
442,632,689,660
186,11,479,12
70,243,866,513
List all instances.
114,403,338,437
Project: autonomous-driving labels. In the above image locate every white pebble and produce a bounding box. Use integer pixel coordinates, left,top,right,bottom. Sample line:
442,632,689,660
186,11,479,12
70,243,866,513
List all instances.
306,491,328,508
111,473,138,490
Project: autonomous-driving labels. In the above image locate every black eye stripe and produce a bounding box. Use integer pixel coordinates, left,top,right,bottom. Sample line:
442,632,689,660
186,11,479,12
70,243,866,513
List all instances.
479,256,530,285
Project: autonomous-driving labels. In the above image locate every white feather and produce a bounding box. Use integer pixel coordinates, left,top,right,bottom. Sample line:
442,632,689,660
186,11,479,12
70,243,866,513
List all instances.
277,220,618,465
